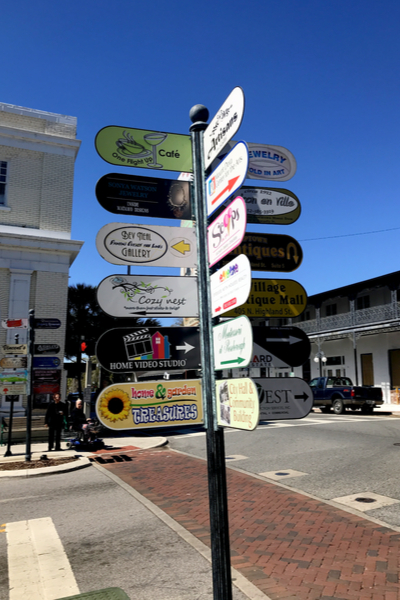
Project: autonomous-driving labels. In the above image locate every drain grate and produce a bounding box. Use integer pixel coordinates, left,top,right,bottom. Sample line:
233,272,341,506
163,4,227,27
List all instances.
355,497,376,504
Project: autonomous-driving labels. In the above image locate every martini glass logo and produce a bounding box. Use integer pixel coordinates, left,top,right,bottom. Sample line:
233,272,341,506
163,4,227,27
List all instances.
115,131,168,169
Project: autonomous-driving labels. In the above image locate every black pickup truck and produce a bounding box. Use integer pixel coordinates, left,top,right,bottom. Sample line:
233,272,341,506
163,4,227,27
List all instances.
309,376,383,414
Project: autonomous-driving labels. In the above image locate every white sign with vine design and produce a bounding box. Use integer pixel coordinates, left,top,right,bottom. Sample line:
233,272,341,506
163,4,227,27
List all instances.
97,275,199,318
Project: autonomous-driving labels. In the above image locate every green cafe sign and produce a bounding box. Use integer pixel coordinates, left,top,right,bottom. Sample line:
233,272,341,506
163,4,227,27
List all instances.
95,126,193,173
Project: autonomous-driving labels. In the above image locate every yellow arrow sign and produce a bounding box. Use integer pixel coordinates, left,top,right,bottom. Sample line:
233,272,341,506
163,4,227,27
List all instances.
172,240,191,254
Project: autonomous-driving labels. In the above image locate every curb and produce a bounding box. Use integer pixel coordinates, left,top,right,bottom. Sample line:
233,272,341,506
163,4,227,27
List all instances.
0,456,92,478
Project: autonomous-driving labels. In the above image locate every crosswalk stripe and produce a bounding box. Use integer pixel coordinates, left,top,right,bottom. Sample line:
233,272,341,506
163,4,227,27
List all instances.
7,517,79,600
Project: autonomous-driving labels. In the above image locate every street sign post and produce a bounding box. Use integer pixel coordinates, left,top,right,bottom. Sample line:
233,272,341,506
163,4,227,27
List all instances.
210,254,252,318
225,279,308,319
33,318,61,329
238,186,301,225
0,369,28,384
95,126,193,173
2,344,28,355
0,383,26,395
96,327,201,374
95,173,193,221
0,357,27,369
216,378,259,430
34,344,60,355
32,357,61,369
223,233,303,272
208,196,246,267
96,223,197,268
256,378,313,420
206,141,248,216
204,87,245,169
1,318,28,329
213,141,297,182
213,316,253,370
250,326,311,369
96,380,203,431
97,275,199,318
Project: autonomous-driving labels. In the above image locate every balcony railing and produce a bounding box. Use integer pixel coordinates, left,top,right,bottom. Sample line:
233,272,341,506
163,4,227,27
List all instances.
296,302,400,334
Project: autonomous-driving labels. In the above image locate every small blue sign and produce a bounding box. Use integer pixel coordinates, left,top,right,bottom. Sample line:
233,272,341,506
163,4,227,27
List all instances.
33,356,60,369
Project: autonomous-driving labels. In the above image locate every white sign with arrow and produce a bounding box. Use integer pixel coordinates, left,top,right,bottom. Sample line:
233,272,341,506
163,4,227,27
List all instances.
255,378,313,421
213,315,253,370
206,142,249,217
204,86,245,169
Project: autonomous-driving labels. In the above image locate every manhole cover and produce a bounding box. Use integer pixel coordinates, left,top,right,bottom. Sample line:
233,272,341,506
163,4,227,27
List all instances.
355,497,376,503
275,472,290,476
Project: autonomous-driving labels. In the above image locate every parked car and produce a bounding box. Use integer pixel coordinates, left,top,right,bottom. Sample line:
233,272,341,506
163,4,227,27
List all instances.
309,376,383,414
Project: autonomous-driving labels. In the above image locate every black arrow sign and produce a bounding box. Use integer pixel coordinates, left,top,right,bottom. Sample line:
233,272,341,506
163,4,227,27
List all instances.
294,392,310,402
223,233,303,272
252,326,310,367
96,327,201,373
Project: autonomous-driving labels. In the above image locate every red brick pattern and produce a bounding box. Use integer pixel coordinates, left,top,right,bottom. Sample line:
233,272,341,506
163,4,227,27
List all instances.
103,448,400,600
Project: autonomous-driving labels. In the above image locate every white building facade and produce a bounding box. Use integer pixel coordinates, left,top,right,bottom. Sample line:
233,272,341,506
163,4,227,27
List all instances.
291,271,400,405
0,103,83,415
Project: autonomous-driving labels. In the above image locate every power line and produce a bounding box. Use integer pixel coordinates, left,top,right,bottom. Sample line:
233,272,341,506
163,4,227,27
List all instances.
299,226,400,242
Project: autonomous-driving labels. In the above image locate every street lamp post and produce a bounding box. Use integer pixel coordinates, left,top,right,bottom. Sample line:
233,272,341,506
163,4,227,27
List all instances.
314,351,327,377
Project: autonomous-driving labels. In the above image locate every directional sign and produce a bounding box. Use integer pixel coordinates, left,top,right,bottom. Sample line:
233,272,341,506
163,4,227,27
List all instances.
0,357,27,369
250,326,311,368
0,383,26,395
210,254,251,318
96,327,201,374
204,86,245,169
216,378,259,430
213,141,297,182
96,223,197,268
95,126,193,173
225,279,307,319
95,173,193,221
2,344,28,355
0,369,28,384
32,356,61,369
33,369,61,381
213,316,253,370
96,379,203,431
97,275,199,318
1,318,28,329
255,378,313,421
208,196,246,267
238,186,301,225
206,142,249,217
34,318,61,330
223,233,303,272
34,343,60,355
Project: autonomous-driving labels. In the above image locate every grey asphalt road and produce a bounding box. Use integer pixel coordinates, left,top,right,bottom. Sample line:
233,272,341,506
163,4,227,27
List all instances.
168,412,400,527
0,465,249,600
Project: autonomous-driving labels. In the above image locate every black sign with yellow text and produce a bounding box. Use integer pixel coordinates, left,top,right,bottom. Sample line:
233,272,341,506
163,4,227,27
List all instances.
222,233,303,272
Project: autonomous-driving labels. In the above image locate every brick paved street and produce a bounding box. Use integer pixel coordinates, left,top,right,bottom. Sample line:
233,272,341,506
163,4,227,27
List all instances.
100,448,400,600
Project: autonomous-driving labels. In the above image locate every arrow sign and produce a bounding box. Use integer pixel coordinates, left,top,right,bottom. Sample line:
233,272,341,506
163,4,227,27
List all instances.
255,378,313,421
251,326,311,368
204,87,245,169
0,357,27,369
34,318,61,329
213,315,253,370
96,327,201,374
206,142,249,216
1,318,28,329
223,233,303,272
95,173,192,221
216,377,259,430
96,223,197,268
97,275,198,319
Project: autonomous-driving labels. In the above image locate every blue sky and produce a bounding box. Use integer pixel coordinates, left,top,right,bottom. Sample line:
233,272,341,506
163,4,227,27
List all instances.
3,0,400,298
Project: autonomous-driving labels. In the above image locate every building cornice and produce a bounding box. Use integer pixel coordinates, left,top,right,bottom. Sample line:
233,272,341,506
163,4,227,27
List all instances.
0,125,81,159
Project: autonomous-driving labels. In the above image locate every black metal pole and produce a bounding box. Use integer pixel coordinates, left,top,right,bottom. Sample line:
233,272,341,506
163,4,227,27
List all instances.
190,105,233,600
4,397,14,457
25,308,35,462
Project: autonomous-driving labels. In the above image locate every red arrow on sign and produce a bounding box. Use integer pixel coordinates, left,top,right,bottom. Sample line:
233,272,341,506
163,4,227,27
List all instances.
211,176,240,206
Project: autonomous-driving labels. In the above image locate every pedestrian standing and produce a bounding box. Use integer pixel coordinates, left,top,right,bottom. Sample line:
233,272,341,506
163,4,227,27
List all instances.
45,392,67,451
